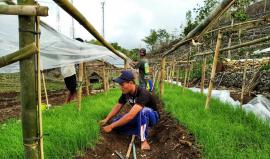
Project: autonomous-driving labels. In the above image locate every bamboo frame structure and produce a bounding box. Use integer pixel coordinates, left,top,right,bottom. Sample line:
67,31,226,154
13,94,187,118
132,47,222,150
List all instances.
17,0,39,157
205,32,222,110
162,0,236,57
0,43,37,68
0,4,48,16
193,36,270,57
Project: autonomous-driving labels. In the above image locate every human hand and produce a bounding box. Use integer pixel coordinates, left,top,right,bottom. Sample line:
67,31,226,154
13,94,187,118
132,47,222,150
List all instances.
99,119,108,126
102,125,113,133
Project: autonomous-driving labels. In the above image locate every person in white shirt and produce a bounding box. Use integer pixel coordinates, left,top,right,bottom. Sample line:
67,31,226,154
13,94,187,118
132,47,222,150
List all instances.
61,64,77,103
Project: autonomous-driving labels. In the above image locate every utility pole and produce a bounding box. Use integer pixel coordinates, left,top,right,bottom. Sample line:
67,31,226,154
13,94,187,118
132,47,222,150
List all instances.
101,1,105,38
70,0,75,38
57,6,60,32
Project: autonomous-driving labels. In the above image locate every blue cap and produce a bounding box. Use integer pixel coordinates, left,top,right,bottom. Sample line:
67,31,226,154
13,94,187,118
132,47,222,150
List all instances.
113,70,134,84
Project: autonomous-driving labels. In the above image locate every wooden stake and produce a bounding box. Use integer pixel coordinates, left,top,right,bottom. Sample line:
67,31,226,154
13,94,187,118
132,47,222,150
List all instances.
0,4,48,16
205,32,222,110
159,57,166,97
83,63,90,96
240,52,249,107
41,71,49,106
102,62,107,92
35,14,44,159
201,55,207,94
18,0,39,157
77,63,83,111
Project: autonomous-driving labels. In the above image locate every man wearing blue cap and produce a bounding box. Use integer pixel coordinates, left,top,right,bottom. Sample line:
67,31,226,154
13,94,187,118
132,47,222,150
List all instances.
100,70,159,150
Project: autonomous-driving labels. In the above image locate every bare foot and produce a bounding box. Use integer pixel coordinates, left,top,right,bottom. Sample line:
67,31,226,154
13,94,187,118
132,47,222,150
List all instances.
141,140,151,150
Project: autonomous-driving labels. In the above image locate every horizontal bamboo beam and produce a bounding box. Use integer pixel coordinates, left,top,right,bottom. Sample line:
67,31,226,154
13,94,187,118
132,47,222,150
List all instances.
0,43,37,68
52,0,128,60
0,5,48,16
207,14,270,33
193,36,270,57
162,0,236,57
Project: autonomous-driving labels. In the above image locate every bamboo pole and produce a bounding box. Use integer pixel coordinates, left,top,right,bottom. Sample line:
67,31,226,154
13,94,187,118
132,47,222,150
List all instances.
102,62,107,92
201,55,207,93
187,63,193,87
35,14,44,159
159,57,166,97
205,32,222,110
176,65,180,84
0,43,37,68
0,4,48,16
18,0,39,157
124,59,128,69
162,0,236,57
52,0,128,60
77,63,83,111
41,71,49,106
227,17,234,59
83,63,90,96
194,36,270,57
240,52,249,107
171,57,176,81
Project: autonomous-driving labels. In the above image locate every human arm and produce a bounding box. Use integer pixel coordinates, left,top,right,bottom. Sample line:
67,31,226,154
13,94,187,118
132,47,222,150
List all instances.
102,104,143,132
100,103,123,126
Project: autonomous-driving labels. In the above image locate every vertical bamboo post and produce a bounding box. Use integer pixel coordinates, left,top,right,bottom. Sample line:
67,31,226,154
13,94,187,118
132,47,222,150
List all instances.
83,63,90,96
172,57,176,81
176,65,180,85
18,0,39,157
102,61,107,92
205,32,222,110
77,63,83,111
201,55,207,93
35,13,44,159
227,17,234,59
106,69,110,91
124,59,128,69
184,46,191,87
159,57,166,97
240,52,249,107
41,71,49,106
187,63,193,87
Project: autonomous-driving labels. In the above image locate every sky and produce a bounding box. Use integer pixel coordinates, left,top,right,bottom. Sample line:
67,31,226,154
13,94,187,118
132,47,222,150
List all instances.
38,0,204,49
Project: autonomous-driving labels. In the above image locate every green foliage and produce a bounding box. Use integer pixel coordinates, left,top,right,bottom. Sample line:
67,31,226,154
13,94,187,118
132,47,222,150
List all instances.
193,0,218,22
260,64,270,71
163,84,270,159
142,29,158,52
0,89,121,159
232,0,255,22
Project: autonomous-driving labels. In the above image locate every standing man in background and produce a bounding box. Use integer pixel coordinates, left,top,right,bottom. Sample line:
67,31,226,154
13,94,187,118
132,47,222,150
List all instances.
61,64,77,103
130,48,150,89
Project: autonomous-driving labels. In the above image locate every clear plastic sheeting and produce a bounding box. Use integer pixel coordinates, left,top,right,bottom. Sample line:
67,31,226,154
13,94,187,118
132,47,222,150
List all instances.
188,87,241,107
0,15,125,73
243,95,270,121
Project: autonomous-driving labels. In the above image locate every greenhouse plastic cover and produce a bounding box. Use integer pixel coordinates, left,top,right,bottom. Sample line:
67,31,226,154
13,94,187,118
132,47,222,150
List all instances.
0,15,126,73
166,80,270,122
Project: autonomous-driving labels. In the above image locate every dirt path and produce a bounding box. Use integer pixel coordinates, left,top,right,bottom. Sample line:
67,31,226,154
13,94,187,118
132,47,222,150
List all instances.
76,102,201,159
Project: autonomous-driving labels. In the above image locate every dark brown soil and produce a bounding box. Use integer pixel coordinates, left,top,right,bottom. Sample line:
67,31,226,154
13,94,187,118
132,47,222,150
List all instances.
76,101,201,159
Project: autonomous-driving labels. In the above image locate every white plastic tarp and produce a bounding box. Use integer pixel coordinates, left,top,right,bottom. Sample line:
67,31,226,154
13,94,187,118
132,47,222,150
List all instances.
166,80,270,122
0,15,125,73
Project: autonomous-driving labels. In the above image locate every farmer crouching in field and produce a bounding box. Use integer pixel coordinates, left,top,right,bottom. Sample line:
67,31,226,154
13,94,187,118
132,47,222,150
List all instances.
100,70,159,150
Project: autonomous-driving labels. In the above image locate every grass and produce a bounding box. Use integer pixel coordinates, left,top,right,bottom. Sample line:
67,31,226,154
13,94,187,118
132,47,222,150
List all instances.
163,83,270,159
0,89,121,159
